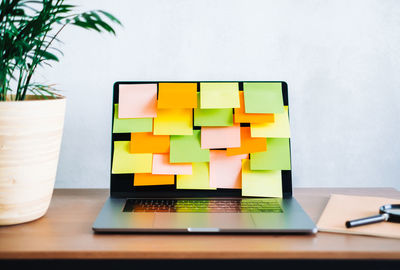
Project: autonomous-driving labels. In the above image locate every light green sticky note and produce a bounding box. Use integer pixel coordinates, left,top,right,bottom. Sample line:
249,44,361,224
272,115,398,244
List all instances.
177,162,216,190
200,82,240,109
170,130,210,163
242,159,282,198
113,104,153,133
243,82,284,113
112,141,152,173
250,138,291,170
194,93,233,126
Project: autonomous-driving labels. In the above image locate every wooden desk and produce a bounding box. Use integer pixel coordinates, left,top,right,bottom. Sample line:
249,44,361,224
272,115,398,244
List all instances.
0,188,399,260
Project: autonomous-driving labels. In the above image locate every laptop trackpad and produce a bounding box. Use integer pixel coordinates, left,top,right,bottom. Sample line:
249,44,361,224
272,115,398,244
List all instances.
153,213,255,229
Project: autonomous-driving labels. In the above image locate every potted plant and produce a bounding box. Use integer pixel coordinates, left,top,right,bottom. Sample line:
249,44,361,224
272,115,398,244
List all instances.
0,0,121,225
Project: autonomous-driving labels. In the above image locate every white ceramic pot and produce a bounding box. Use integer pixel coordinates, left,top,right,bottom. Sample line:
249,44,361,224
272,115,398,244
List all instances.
0,95,66,225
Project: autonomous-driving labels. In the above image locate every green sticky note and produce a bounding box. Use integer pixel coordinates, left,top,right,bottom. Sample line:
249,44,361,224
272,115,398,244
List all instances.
177,162,216,190
113,104,153,133
194,93,233,126
250,138,291,170
112,141,152,174
170,130,210,163
200,82,240,109
242,159,282,198
243,83,284,113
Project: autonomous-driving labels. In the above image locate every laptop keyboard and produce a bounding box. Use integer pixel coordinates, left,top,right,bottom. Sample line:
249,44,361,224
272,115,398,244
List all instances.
123,199,283,213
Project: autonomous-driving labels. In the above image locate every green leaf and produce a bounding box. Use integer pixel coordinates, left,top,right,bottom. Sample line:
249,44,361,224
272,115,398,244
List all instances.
72,18,101,32
0,0,121,101
97,10,122,25
37,49,59,62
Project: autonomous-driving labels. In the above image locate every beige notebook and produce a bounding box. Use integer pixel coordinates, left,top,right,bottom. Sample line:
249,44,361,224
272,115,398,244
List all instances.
317,194,400,239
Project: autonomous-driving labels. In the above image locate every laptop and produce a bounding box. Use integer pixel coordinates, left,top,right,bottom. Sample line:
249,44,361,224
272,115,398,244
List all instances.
93,81,317,233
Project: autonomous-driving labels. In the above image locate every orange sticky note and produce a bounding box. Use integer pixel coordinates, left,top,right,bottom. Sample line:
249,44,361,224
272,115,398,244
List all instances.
130,132,169,154
227,127,267,156
134,173,175,186
158,83,198,109
234,91,274,123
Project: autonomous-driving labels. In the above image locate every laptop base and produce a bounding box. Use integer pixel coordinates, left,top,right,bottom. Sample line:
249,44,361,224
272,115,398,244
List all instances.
93,197,317,234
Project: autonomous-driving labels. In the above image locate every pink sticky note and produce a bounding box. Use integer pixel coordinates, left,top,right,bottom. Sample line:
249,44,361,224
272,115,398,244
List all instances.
118,84,157,118
152,153,192,175
201,124,241,149
209,150,248,189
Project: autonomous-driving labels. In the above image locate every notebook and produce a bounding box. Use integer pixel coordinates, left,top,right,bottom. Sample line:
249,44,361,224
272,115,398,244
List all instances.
317,194,400,239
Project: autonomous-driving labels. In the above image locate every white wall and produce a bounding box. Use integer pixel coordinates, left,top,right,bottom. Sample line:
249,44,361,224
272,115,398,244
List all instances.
41,0,400,189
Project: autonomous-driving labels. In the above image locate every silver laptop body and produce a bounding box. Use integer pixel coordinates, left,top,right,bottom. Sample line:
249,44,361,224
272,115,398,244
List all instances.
93,81,317,234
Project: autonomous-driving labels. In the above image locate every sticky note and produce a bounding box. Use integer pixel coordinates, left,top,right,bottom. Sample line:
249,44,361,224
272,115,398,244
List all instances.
227,127,267,156
130,132,169,154
134,173,175,186
177,162,216,190
251,106,290,138
118,84,157,118
234,91,274,123
209,150,248,189
241,160,282,197
152,153,192,175
201,124,241,149
113,104,153,133
194,93,233,126
158,83,197,109
153,108,193,135
250,138,291,170
112,141,152,173
200,82,240,109
170,130,210,163
243,82,284,113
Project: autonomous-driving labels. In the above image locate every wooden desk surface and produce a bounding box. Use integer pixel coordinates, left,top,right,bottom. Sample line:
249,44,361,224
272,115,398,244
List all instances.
0,188,399,260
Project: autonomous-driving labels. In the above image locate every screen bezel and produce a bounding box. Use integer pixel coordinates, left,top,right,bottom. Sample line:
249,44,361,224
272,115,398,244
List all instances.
110,81,292,198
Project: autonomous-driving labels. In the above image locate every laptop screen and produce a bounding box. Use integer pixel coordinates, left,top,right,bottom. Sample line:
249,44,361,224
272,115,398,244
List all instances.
110,81,292,198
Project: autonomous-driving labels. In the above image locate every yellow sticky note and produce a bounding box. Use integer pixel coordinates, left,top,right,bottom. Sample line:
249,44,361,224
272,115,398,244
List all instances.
241,159,282,198
176,162,216,190
153,108,193,135
200,82,240,109
250,106,290,138
112,141,152,174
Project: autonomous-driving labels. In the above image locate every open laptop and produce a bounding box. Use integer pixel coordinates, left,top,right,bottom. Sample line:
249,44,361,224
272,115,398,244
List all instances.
93,81,317,233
